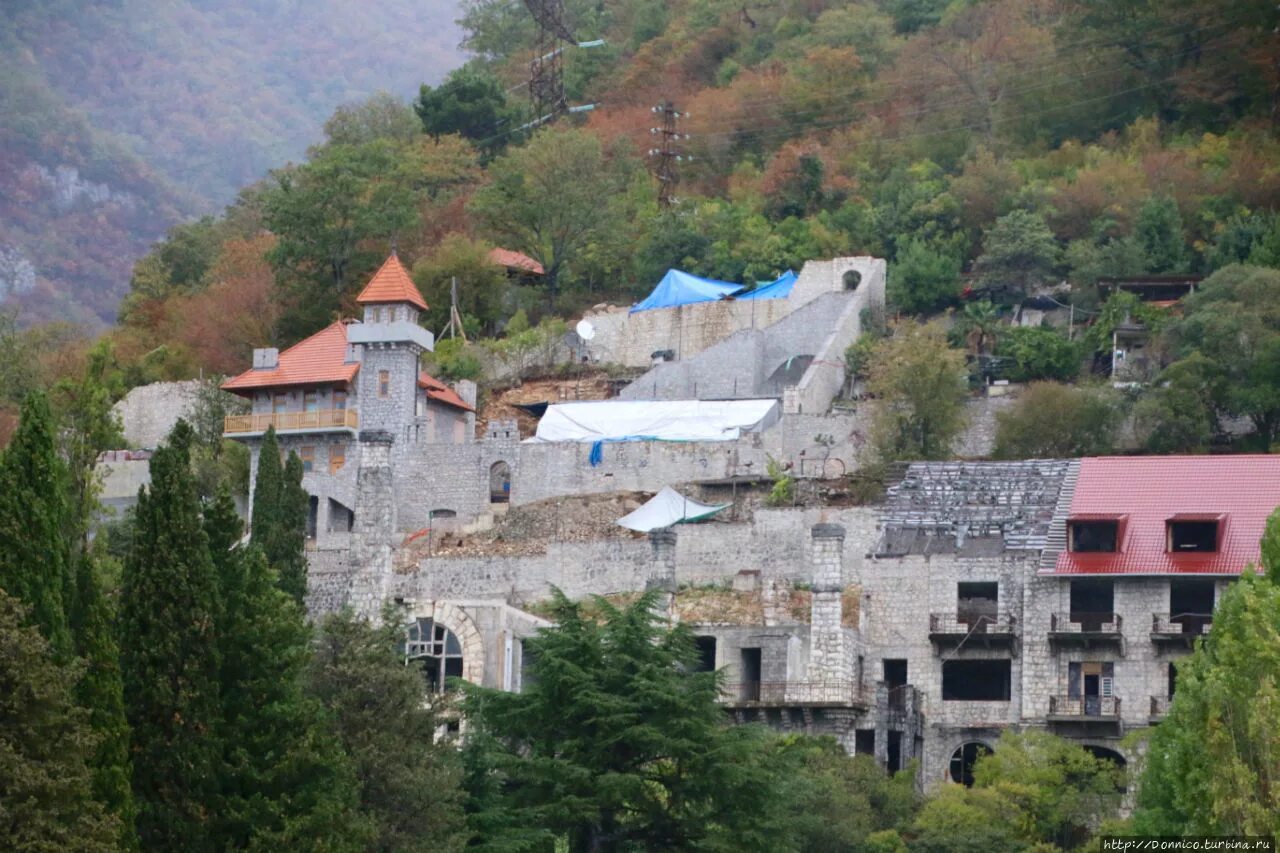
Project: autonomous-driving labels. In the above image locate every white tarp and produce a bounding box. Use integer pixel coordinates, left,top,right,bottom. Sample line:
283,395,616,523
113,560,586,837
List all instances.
527,399,780,443
616,487,730,532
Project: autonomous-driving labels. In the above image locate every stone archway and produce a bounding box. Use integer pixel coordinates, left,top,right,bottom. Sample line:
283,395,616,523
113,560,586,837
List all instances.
424,601,485,687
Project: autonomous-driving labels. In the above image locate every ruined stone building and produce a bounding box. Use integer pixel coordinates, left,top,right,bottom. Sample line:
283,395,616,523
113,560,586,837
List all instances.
217,252,1280,790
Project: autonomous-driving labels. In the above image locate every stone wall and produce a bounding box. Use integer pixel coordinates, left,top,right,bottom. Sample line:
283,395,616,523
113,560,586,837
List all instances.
113,380,205,449
582,257,886,368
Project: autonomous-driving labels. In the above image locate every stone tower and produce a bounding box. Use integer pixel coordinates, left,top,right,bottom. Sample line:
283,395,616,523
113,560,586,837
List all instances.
346,253,434,439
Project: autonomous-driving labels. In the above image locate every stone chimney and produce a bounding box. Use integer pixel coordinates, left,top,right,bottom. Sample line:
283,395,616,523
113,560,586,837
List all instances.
252,347,279,370
647,527,678,621
807,523,847,683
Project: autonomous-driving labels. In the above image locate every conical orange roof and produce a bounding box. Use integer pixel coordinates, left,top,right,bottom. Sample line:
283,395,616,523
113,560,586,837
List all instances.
356,253,428,311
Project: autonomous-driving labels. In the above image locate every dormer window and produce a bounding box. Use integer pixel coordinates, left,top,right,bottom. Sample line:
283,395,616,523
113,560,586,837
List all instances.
1069,520,1119,553
1167,518,1219,553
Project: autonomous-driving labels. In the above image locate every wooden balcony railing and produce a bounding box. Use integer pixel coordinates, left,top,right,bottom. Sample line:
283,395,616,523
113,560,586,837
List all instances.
720,680,866,707
1049,695,1121,718
224,408,359,435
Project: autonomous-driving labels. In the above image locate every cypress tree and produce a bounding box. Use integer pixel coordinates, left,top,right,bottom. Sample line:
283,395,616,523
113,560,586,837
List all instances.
205,489,369,849
0,587,119,851
250,425,283,549
120,421,223,852
71,553,139,851
0,391,73,659
308,609,468,852
276,452,310,604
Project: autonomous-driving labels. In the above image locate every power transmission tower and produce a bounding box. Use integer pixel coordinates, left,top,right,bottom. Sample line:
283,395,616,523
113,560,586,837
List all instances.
524,0,573,125
649,101,688,210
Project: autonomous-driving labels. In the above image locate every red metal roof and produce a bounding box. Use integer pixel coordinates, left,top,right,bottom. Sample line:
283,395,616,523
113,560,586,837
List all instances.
1048,456,1280,576
222,321,358,393
356,253,428,310
488,247,544,275
418,372,474,412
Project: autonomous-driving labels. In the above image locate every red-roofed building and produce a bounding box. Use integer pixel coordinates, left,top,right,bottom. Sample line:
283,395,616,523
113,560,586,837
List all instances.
489,247,544,279
221,255,479,543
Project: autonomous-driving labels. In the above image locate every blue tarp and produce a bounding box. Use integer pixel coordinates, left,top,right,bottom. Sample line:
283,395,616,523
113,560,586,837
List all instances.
629,269,743,313
736,270,797,301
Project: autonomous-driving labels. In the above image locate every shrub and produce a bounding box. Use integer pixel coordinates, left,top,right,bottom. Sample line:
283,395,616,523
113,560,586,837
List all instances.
996,326,1081,382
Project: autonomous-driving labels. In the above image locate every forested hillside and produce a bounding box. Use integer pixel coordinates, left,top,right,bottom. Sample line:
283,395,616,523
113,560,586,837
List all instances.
0,0,462,327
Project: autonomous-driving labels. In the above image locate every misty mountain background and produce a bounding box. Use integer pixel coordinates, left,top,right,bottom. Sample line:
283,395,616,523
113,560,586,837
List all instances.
0,0,463,327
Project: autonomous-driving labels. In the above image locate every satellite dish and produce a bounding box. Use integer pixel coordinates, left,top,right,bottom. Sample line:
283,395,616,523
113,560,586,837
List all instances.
575,319,596,341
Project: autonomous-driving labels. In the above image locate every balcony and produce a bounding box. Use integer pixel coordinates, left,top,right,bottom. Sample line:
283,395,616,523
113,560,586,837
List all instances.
929,613,1017,652
1048,695,1122,733
1049,612,1123,649
1149,696,1171,722
1150,613,1212,648
720,680,867,709
224,408,359,436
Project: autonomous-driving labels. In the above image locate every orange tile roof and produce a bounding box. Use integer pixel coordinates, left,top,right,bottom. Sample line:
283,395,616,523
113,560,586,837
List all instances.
222,321,358,394
1047,455,1280,576
356,253,428,310
418,372,474,411
488,247,544,275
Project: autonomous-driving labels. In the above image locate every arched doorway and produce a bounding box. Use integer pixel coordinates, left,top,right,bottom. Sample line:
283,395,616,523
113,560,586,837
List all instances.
843,269,862,291
949,741,992,787
405,617,465,693
489,461,511,504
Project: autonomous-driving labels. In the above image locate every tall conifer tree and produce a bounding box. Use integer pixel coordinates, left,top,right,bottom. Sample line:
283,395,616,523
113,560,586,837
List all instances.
276,452,310,604
0,391,73,659
0,588,120,851
250,425,283,548
120,421,223,851
205,490,369,849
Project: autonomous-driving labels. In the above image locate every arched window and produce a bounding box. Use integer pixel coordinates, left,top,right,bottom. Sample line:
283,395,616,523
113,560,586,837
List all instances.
842,269,862,291
489,461,511,504
949,741,992,787
406,618,464,693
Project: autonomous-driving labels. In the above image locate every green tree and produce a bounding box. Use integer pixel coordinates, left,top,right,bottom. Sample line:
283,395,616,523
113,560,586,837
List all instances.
0,588,120,852
71,553,138,851
996,326,1082,382
1133,352,1221,453
276,453,310,605
205,493,369,849
415,66,516,157
462,589,795,851
411,233,508,334
324,92,422,147
120,421,224,852
0,391,73,659
868,321,969,461
251,426,284,549
888,237,961,314
973,210,1060,299
469,127,624,301
1131,523,1280,835
308,609,467,853
1134,196,1188,273
954,301,1003,357
994,382,1121,459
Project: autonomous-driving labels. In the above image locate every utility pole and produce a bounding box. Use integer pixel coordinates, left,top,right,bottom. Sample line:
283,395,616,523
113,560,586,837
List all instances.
648,101,688,211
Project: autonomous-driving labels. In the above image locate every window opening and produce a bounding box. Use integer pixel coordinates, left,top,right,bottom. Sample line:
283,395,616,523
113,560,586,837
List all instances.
1069,520,1118,553
406,618,465,694
887,731,902,773
304,390,319,412
694,636,716,673
299,445,315,474
327,499,354,533
272,392,289,413
855,730,875,756
378,370,390,398
329,444,346,474
1069,579,1114,629
1168,661,1178,699
958,582,998,630
739,648,762,701
1170,579,1214,633
332,390,347,410
942,660,1011,701
306,495,318,540
843,269,862,291
1168,520,1218,553
1067,661,1115,715
884,659,908,710
949,742,991,787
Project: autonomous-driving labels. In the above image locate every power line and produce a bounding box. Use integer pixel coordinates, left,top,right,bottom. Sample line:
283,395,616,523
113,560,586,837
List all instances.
648,101,688,210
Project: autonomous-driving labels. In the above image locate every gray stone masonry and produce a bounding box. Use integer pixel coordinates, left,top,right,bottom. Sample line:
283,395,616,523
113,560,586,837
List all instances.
808,524,849,683
647,528,678,620
346,432,397,618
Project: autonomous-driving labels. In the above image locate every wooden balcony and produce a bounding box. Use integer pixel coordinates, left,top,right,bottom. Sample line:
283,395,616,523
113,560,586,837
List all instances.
224,408,359,436
928,612,1017,652
1150,613,1212,648
720,680,867,709
1049,612,1123,649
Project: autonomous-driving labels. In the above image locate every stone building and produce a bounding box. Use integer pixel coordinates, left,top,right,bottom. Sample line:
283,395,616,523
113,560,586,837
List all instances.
217,252,1279,791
